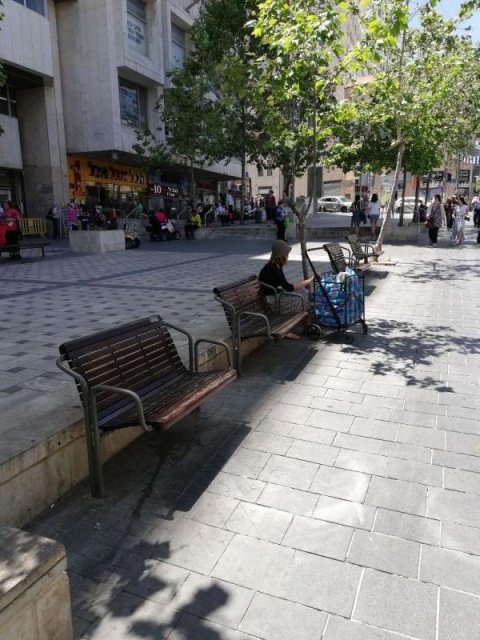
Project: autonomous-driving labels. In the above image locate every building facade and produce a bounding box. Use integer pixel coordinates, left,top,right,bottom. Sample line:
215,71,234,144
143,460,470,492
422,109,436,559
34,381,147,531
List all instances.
0,0,240,218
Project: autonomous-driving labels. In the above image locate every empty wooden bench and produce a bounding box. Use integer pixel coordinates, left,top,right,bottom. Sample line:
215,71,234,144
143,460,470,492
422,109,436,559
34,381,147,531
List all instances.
0,241,49,260
213,274,309,372
323,242,371,274
56,315,236,497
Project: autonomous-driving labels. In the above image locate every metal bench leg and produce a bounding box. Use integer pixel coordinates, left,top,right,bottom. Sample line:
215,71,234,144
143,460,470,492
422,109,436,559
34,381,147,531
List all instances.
234,318,242,375
86,399,105,498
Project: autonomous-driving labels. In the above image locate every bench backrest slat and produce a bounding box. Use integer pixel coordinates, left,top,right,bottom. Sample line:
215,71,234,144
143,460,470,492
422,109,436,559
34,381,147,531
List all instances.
59,316,186,414
214,275,271,330
323,243,347,273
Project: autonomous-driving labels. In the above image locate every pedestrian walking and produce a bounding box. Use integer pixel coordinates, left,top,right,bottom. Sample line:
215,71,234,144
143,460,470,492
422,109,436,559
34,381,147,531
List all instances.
265,190,276,225
1,201,22,259
452,195,468,246
425,194,446,246
473,195,480,228
350,195,363,237
274,203,287,241
366,193,381,239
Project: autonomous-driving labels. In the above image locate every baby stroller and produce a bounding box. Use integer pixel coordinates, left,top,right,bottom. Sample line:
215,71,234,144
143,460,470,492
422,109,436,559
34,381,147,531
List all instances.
145,211,180,241
305,247,368,343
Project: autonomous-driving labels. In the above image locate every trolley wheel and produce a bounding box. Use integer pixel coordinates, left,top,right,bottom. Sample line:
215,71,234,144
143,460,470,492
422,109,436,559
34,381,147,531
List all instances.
307,324,323,341
133,237,141,248
344,332,355,344
362,322,368,335
125,237,134,250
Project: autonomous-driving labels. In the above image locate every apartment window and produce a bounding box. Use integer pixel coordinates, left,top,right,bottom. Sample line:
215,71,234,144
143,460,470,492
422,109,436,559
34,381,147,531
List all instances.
257,167,264,177
127,0,147,56
119,79,148,128
267,168,273,177
171,24,186,69
0,86,17,117
12,0,46,16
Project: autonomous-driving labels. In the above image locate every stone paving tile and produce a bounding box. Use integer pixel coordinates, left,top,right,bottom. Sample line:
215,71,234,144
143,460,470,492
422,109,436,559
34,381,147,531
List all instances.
438,588,480,640
347,531,420,578
256,484,318,517
267,403,313,425
176,491,239,528
168,613,258,640
286,424,335,445
353,569,438,640
168,573,254,630
444,468,480,495
427,487,480,528
312,495,375,530
306,408,353,432
286,439,339,466
221,448,271,479
258,454,319,491
206,472,266,503
225,502,293,544
433,450,480,474
386,457,443,487
123,560,190,605
324,616,408,640
350,417,398,442
324,388,365,405
441,521,480,556
374,509,440,546
397,424,445,450
365,477,427,516
239,592,327,640
446,431,480,456
335,449,389,476
349,403,394,421
256,418,294,436
282,515,353,560
379,441,432,464
211,534,294,595
333,433,384,455
437,414,480,435
241,431,293,456
277,551,362,617
309,397,353,415
310,465,371,502
420,545,480,595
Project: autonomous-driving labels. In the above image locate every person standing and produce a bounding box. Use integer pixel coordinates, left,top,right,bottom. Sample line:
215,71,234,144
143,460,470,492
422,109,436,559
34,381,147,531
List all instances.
184,209,201,239
366,193,381,239
265,190,276,225
426,193,446,246
350,195,363,238
1,201,22,259
226,190,235,224
452,195,468,246
473,195,480,228
274,203,287,240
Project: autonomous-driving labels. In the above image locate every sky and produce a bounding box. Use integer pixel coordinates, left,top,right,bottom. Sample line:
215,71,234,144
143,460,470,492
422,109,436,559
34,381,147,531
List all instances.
433,0,480,40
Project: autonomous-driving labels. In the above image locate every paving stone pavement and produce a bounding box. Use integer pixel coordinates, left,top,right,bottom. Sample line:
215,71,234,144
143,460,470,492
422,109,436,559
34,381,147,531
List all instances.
15,225,480,639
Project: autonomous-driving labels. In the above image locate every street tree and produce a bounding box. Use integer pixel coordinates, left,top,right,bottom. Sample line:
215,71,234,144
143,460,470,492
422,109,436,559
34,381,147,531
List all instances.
330,0,480,251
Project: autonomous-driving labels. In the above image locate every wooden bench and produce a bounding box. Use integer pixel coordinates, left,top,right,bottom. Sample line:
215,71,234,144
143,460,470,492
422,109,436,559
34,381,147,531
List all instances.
56,315,236,497
323,242,371,274
0,242,49,260
345,235,376,265
213,274,309,373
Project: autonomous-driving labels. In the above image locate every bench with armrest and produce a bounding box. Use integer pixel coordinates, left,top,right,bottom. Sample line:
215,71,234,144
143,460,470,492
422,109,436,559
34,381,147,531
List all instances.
345,235,376,265
323,242,371,274
213,274,309,373
0,241,49,260
56,315,236,497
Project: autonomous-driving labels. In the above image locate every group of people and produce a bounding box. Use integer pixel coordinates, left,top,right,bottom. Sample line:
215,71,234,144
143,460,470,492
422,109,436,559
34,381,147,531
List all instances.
426,194,470,247
350,193,382,239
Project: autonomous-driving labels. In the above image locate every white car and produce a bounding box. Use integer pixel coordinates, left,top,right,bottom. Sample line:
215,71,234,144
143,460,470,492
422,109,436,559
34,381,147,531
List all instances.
317,196,352,213
394,197,418,215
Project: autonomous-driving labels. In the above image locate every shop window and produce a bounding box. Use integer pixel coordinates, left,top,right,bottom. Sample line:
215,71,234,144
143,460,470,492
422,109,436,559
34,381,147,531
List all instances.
127,0,147,56
171,23,186,69
119,79,148,128
12,0,46,17
0,86,17,118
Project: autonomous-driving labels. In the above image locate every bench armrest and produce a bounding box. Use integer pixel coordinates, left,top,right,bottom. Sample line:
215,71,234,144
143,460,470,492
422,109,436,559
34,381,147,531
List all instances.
258,281,281,312
193,338,233,371
89,384,152,432
277,290,306,311
163,321,194,371
56,355,89,399
238,310,272,338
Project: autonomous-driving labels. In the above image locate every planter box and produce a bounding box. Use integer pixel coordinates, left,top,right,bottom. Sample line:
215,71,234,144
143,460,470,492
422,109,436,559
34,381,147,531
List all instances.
69,230,125,254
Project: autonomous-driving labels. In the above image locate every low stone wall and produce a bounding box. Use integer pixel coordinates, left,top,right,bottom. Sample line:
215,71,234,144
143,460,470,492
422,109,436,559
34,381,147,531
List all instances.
0,527,73,640
69,230,125,254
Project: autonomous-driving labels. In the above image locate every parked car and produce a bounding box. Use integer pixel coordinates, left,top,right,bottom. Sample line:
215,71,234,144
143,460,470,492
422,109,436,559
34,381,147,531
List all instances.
394,197,418,215
317,196,352,213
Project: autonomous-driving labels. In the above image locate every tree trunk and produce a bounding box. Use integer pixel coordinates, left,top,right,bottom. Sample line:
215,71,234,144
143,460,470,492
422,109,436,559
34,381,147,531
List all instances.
398,164,407,227
189,158,196,204
412,175,421,223
375,140,405,254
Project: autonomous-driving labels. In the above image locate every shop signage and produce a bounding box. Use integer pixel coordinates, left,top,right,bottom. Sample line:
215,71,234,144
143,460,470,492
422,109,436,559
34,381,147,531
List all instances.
149,184,180,198
68,156,147,198
421,172,444,185
458,169,470,186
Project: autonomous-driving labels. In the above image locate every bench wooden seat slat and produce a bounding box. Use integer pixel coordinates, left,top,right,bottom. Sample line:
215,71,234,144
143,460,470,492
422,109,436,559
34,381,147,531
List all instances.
57,315,236,497
0,242,49,259
214,274,309,372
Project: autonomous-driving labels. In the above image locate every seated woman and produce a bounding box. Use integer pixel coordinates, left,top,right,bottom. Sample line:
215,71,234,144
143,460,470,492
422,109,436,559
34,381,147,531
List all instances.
258,240,313,339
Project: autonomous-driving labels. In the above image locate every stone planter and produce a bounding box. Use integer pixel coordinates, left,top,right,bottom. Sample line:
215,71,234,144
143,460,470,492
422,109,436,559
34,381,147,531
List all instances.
69,230,125,254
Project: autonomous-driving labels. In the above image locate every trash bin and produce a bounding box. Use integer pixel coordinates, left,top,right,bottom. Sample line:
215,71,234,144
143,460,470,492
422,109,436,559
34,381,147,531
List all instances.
255,208,263,224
